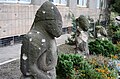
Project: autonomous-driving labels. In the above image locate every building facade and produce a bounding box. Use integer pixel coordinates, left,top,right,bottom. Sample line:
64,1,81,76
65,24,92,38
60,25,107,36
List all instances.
0,0,107,46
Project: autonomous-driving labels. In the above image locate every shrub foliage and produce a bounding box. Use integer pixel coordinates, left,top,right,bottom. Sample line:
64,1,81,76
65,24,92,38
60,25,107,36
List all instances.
56,54,117,79
88,39,117,57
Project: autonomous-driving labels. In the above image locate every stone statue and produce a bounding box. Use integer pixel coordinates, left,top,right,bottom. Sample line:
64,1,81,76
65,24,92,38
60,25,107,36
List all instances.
95,25,108,40
75,15,90,55
20,1,62,79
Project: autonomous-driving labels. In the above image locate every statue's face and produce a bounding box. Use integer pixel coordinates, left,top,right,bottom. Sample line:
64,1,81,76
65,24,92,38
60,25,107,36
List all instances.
33,1,63,38
44,19,62,38
76,15,90,31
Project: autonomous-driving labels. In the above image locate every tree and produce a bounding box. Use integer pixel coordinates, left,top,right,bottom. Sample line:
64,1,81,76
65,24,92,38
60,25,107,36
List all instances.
109,0,120,14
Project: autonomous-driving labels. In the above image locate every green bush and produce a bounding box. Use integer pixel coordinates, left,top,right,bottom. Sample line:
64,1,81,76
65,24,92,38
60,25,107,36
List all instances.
108,19,120,37
109,23,120,32
88,39,117,57
87,55,118,79
112,29,120,43
56,54,82,79
110,0,120,14
56,54,103,79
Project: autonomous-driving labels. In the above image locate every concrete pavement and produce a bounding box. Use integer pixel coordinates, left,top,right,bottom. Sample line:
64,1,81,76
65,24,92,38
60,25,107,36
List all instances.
0,44,21,65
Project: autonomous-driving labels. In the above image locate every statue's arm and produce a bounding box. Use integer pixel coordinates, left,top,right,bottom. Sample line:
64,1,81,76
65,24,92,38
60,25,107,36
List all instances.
20,36,31,76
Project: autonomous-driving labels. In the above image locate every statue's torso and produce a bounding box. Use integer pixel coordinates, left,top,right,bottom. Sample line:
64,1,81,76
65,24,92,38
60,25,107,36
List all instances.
21,30,57,79
28,30,57,70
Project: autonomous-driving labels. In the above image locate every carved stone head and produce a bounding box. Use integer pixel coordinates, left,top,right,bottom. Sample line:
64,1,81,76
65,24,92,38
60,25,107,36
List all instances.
34,1,62,38
76,15,90,31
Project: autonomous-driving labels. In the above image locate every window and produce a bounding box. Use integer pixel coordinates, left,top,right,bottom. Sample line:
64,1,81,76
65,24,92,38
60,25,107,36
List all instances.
97,0,100,8
77,0,87,7
97,0,106,8
49,0,67,5
0,0,31,4
0,0,17,3
102,0,106,8
19,0,31,4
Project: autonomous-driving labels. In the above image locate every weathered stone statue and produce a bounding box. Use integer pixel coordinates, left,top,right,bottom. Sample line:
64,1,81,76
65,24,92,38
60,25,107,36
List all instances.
75,15,90,55
95,25,108,40
20,1,62,79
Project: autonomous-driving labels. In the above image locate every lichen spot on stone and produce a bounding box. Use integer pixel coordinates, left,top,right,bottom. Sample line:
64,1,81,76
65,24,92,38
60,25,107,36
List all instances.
22,54,27,60
29,32,32,35
39,47,41,50
42,11,46,14
29,38,32,42
51,6,54,9
37,31,40,34
42,39,46,42
47,71,50,74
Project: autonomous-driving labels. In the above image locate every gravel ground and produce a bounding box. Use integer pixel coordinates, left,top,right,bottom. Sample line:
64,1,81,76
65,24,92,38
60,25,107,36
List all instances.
0,59,21,79
0,44,75,79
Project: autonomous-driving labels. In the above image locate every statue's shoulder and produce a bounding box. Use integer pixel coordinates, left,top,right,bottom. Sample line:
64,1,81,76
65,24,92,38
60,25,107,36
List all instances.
23,30,44,40
22,30,47,49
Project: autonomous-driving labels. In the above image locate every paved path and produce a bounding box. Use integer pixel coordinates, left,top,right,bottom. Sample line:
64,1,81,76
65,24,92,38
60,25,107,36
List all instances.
0,44,21,65
0,34,70,65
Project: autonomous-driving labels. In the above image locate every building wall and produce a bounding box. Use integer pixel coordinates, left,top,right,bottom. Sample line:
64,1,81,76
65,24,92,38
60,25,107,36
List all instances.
0,0,101,39
0,4,38,38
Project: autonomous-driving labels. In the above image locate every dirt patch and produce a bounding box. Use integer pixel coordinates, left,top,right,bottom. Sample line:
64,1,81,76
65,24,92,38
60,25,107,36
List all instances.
58,44,75,54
